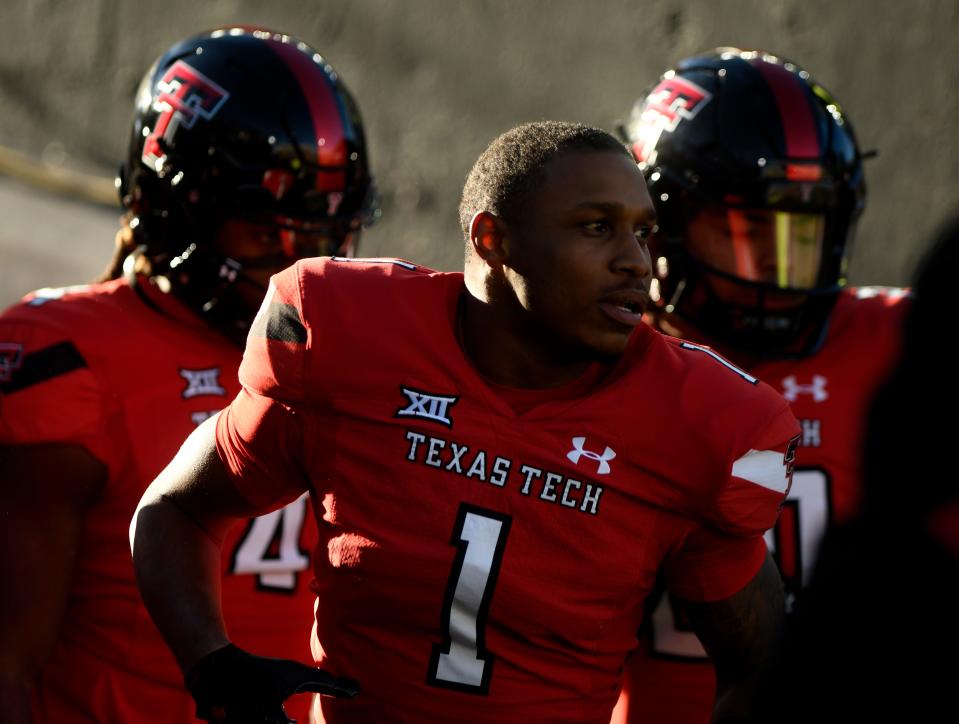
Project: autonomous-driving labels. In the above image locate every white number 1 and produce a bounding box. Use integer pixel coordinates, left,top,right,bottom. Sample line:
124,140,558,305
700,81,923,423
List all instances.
428,504,512,694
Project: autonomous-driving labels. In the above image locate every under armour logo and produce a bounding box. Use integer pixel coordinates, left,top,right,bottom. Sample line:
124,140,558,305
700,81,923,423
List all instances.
395,386,458,428
0,342,23,382
180,368,225,399
567,437,616,475
782,375,828,403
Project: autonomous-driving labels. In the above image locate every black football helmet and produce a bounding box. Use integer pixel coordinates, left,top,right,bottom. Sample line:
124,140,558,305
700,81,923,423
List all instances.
621,48,867,357
118,27,378,343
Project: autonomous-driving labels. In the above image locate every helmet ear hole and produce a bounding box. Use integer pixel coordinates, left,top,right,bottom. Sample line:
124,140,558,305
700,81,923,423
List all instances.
624,47,865,358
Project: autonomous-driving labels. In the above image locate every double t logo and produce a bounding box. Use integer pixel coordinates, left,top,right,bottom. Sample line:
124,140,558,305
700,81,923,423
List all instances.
142,60,230,170
632,76,712,164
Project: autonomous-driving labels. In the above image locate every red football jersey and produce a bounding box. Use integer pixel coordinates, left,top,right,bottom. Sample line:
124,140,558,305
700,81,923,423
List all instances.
0,278,317,723
613,287,910,724
215,257,800,723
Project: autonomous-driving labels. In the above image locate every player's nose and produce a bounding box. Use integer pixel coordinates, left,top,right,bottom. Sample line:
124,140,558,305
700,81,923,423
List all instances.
613,229,652,281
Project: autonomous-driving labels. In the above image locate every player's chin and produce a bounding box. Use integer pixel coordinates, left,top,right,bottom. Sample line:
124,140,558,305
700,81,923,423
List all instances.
582,327,634,361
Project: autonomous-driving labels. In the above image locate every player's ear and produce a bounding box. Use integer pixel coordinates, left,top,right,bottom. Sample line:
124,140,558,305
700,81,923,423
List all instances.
469,211,509,267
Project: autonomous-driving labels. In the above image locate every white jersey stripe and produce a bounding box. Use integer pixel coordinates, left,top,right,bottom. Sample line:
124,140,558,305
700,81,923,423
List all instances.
331,256,417,270
731,449,789,493
679,341,758,384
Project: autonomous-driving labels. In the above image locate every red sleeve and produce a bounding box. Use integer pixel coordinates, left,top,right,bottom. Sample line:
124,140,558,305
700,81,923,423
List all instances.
0,314,112,466
214,264,314,509
663,402,800,602
661,528,768,603
712,402,800,537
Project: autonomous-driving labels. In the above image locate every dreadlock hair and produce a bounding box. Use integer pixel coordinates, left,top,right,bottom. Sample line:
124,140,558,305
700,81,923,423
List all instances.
458,121,632,246
96,212,153,283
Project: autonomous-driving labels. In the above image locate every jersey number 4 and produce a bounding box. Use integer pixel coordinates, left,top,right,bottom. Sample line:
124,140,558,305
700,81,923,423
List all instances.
427,503,513,695
230,493,311,592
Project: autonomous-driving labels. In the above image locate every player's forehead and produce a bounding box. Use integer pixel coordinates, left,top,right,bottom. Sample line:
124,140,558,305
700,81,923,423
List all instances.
527,150,653,216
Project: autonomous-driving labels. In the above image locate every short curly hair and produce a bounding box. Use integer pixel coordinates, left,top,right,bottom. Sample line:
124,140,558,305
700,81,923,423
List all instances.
459,121,631,239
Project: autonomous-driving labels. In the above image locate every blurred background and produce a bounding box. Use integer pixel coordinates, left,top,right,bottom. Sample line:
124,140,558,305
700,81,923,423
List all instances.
2,0,957,309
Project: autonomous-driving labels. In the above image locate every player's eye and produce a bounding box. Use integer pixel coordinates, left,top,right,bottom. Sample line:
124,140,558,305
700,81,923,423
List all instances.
582,219,611,235
634,225,656,242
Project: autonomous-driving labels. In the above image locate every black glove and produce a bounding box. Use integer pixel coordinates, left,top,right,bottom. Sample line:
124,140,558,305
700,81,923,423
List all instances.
185,643,360,723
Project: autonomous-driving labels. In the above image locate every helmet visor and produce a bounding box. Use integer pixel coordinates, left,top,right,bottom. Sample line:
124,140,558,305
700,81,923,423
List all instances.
687,205,827,290
269,215,359,259
216,216,356,272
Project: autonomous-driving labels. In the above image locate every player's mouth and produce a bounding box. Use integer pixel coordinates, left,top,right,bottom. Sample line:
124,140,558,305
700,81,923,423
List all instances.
599,289,648,327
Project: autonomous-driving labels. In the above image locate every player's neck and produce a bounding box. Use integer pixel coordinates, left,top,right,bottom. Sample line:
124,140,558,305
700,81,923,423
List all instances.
457,292,598,390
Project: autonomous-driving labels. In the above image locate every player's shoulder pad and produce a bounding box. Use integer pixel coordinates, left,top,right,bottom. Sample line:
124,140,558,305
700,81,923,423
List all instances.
0,285,122,443
655,336,770,412
659,334,794,446
292,256,439,320
831,286,911,332
3,279,133,329
0,282,126,395
846,285,912,310
669,338,760,385
244,258,439,399
255,256,430,333
4,283,100,320
298,256,427,283
24,283,98,304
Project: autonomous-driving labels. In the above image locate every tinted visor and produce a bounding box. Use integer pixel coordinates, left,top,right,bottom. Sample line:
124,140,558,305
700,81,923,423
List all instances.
230,167,378,228
272,215,358,257
687,205,827,290
220,215,356,271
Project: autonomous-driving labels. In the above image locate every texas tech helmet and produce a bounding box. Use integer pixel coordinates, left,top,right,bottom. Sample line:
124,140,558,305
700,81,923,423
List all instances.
622,48,866,357
118,27,377,341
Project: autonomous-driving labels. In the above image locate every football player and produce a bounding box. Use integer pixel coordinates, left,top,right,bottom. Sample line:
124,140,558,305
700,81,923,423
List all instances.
0,27,377,723
131,121,800,723
611,48,909,724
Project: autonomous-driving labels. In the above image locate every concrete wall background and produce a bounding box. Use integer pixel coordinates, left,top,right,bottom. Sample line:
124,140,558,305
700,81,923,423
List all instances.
2,0,957,305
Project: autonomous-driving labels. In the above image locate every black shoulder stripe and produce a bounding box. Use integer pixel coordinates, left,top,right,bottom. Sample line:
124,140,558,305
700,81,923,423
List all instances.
250,302,307,344
0,341,88,395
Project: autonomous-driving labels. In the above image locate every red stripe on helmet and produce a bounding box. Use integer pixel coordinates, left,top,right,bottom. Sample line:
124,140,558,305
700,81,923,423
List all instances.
786,163,822,181
750,59,820,160
266,39,347,192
